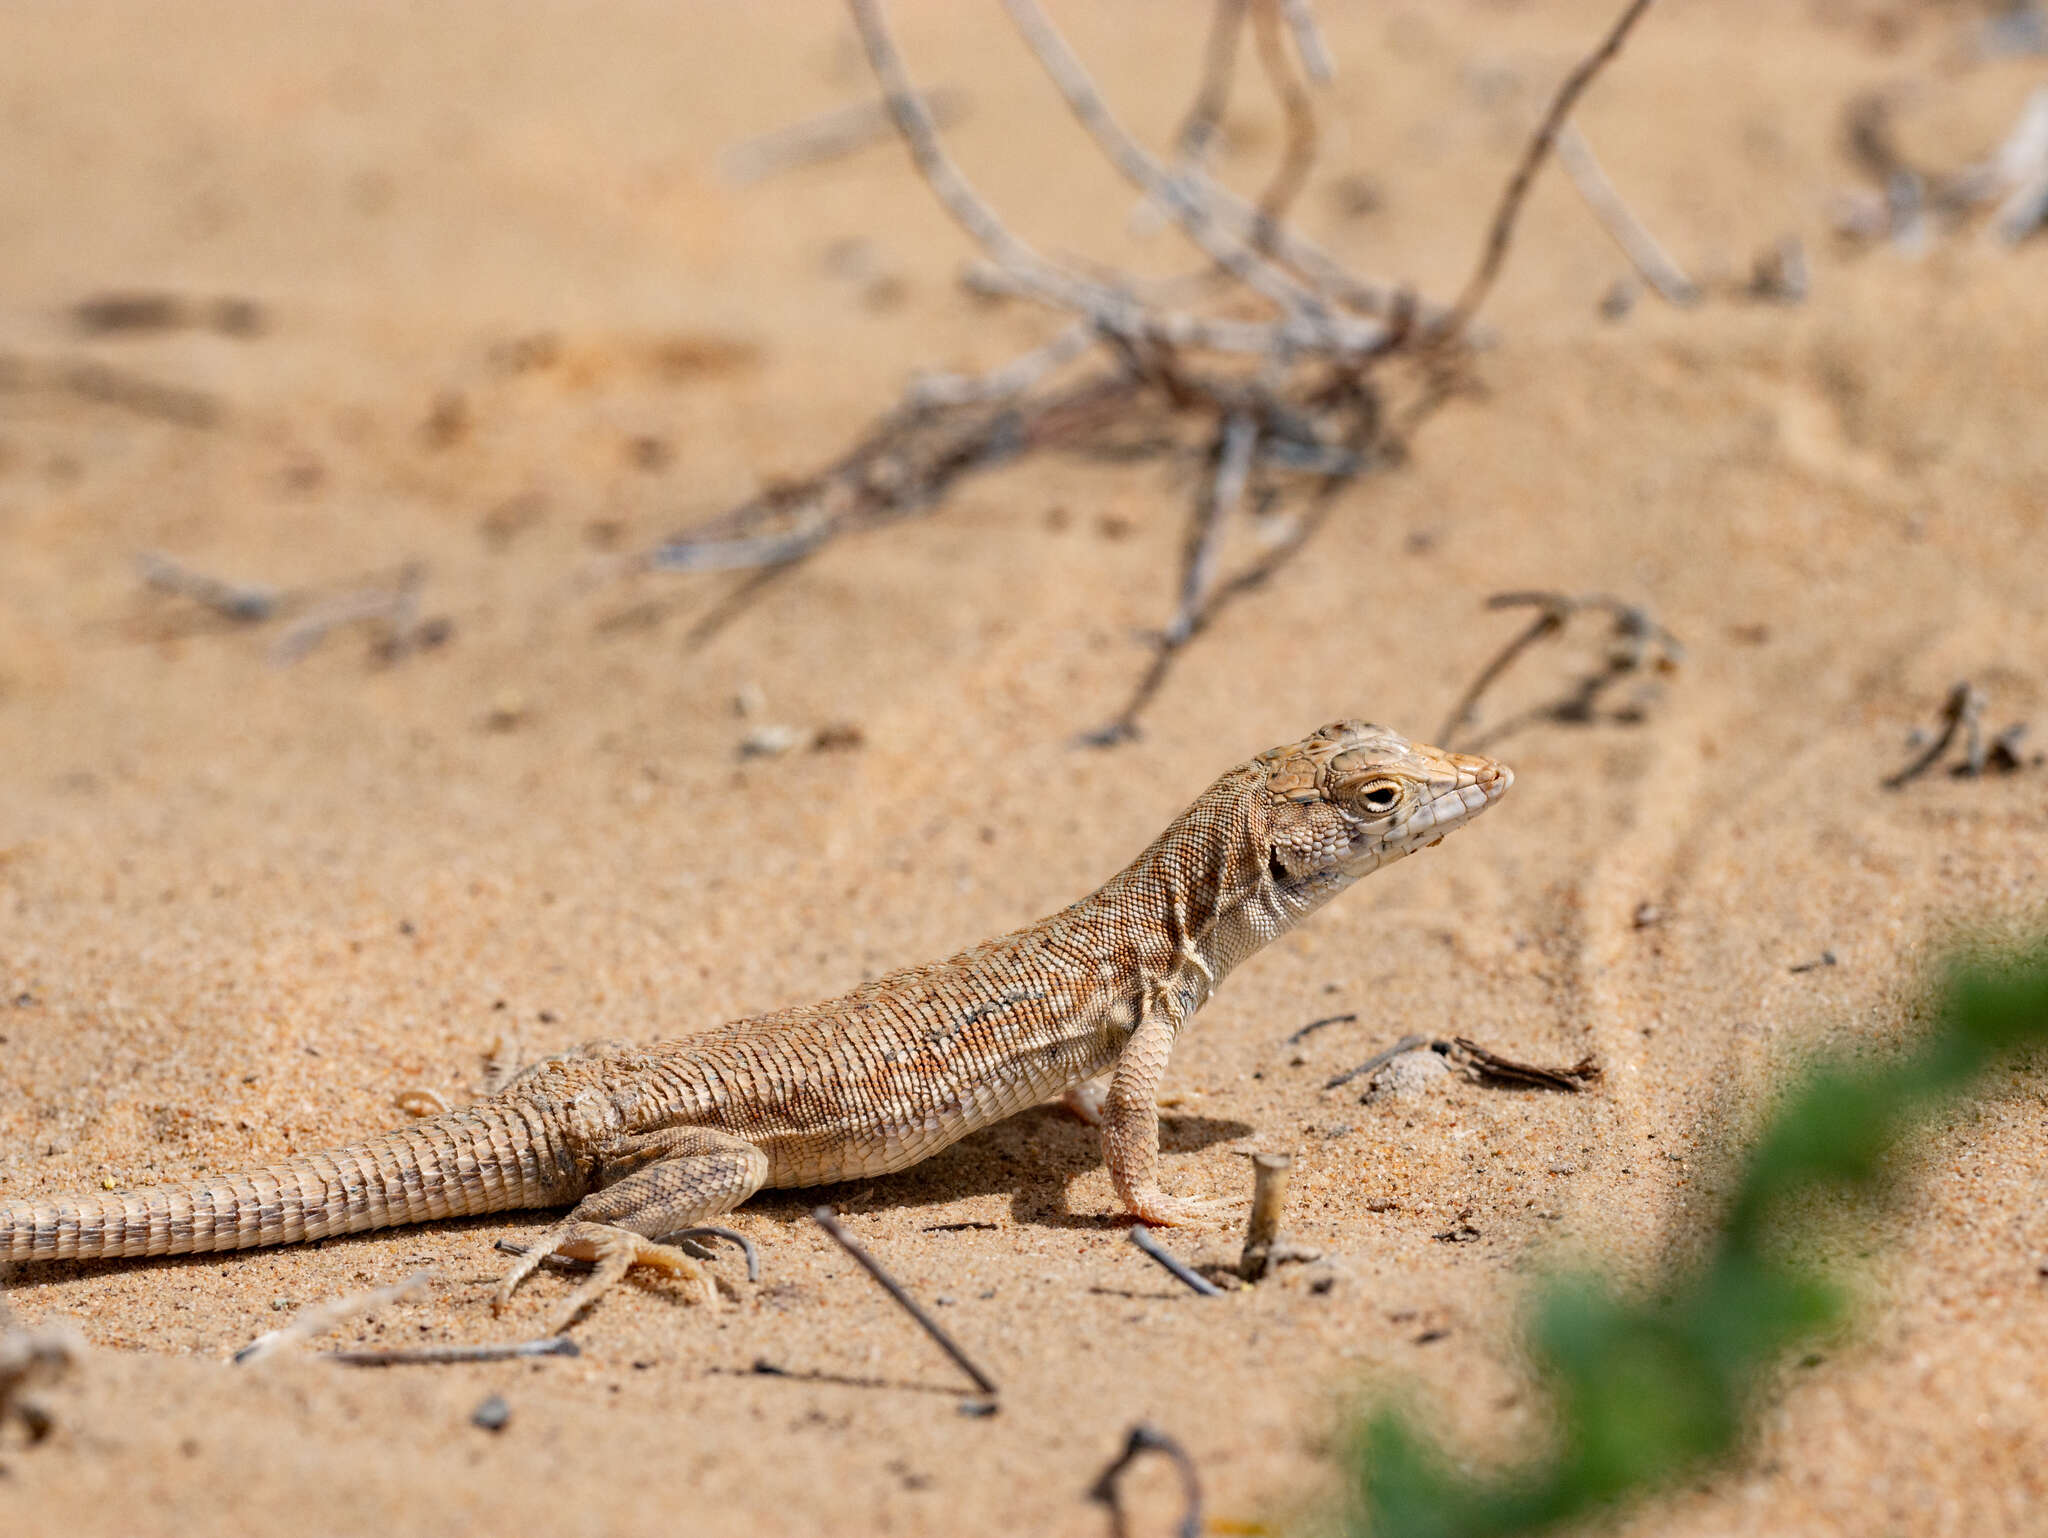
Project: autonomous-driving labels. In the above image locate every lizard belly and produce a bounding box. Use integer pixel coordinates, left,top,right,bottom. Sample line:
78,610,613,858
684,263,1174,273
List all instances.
746,1003,1126,1188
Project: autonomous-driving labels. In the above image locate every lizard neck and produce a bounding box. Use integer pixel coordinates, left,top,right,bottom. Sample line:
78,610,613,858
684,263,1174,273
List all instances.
1081,764,1330,1016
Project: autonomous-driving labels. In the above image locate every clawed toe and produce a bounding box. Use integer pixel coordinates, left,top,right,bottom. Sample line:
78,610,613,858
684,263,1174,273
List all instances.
1126,1189,1236,1228
495,1222,717,1330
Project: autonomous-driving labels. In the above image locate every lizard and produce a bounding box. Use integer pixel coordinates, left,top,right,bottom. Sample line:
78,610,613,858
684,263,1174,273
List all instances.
0,721,1510,1328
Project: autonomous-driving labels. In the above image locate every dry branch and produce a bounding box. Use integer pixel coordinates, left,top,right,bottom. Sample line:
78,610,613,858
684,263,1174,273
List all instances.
1436,0,1662,339
1555,122,1699,305
1089,1423,1205,1538
624,0,1670,745
719,88,970,185
1439,590,1683,750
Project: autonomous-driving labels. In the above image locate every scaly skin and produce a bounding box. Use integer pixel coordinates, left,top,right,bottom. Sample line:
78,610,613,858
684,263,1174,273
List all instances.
0,721,1510,1325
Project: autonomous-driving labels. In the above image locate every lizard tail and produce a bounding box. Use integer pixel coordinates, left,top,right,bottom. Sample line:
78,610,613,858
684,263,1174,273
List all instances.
0,1102,583,1264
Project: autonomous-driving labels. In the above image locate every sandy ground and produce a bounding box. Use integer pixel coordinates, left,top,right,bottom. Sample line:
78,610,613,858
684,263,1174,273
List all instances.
2,3,2046,1534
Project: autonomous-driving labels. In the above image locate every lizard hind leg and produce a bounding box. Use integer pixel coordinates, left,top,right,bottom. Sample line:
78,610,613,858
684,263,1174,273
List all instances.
495,1126,770,1332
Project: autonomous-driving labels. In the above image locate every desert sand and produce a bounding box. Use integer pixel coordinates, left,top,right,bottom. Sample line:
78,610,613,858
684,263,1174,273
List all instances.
2,3,2046,1535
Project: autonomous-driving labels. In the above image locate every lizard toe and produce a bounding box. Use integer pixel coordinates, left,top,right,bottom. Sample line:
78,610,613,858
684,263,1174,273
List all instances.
1125,1189,1236,1228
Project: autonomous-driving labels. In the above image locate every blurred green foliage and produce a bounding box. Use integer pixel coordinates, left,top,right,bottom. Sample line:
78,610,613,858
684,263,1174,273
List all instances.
1347,941,2048,1538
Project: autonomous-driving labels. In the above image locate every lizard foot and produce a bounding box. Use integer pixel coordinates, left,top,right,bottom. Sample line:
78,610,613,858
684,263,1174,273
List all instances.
1123,1188,1237,1228
494,1220,717,1333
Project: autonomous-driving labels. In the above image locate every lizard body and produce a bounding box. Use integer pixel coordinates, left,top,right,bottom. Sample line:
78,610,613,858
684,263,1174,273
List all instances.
1,722,1509,1323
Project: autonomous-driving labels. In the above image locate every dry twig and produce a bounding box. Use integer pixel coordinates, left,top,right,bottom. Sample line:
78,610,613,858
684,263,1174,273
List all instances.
627,0,1669,745
1088,1422,1205,1538
1883,682,1982,789
719,88,970,184
1435,0,1663,339
328,1336,579,1367
1439,590,1683,750
811,1206,999,1396
1450,1037,1601,1092
1285,1010,1356,1045
1126,1224,1226,1297
1324,1033,1430,1091
235,1271,434,1364
1554,121,1699,305
137,551,281,623
1238,1151,1318,1280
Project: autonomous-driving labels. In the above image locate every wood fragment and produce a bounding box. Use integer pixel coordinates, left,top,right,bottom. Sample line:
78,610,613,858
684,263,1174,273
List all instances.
1449,1037,1601,1092
1554,121,1699,305
235,1271,434,1364
327,1336,579,1367
1165,411,1258,646
1435,0,1663,339
1088,1422,1205,1538
1246,0,1321,245
1279,0,1334,83
1285,1010,1355,1045
1238,1151,1316,1282
1882,682,1982,789
1323,1033,1428,1091
1440,590,1683,750
137,551,281,623
719,88,970,185
1126,1225,1226,1297
811,1207,1000,1396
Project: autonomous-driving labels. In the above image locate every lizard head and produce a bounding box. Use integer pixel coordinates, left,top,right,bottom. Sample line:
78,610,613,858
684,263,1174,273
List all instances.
1255,720,1510,902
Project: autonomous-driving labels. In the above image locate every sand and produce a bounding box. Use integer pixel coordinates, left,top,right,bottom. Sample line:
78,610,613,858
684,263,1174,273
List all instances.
2,2,2045,1534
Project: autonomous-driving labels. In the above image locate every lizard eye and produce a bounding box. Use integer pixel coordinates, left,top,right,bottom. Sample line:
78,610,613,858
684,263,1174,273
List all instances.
1357,780,1402,815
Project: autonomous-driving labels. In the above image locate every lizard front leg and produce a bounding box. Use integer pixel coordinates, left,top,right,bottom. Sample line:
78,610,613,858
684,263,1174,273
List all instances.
1101,995,1228,1227
495,1126,769,1331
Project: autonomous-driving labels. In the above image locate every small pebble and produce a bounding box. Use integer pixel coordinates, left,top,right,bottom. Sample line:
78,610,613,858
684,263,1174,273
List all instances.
739,724,804,759
470,1394,511,1432
1362,1048,1450,1103
483,691,529,733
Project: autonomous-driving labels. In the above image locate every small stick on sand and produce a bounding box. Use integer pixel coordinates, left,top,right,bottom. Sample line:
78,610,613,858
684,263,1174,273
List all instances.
326,1336,580,1367
137,551,281,623
1434,0,1663,339
234,1271,434,1364
1127,1224,1226,1297
1278,0,1333,83
1324,1032,1428,1091
1554,121,1699,306
1450,1037,1602,1092
1439,590,1684,750
1285,1010,1356,1045
1882,682,1982,789
1164,410,1258,646
1246,0,1322,245
719,88,969,185
811,1206,999,1396
1088,1422,1205,1538
1237,1152,1293,1281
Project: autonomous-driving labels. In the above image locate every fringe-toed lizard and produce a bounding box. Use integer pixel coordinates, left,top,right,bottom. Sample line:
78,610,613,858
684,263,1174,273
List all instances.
1,722,1510,1326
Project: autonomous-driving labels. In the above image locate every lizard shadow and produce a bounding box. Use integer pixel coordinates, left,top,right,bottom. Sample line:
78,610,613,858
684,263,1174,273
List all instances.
744,1105,1254,1234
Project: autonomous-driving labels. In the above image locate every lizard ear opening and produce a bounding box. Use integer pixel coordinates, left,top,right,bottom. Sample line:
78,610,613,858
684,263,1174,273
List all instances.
1268,848,1290,885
